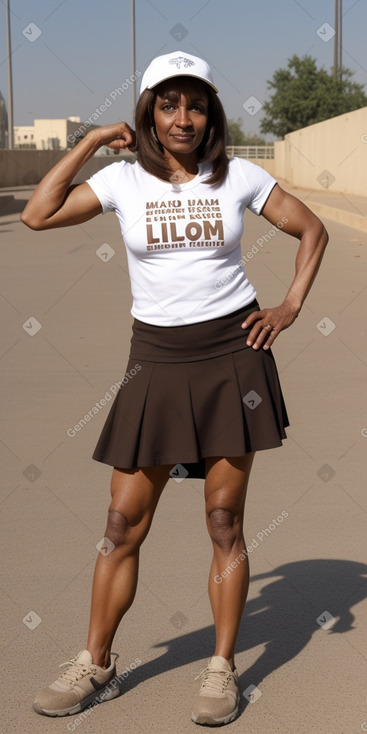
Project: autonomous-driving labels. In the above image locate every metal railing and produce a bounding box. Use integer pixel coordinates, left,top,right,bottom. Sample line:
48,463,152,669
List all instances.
226,145,274,159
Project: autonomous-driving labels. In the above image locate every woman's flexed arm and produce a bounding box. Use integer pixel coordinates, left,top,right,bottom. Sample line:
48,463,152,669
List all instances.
20,123,136,230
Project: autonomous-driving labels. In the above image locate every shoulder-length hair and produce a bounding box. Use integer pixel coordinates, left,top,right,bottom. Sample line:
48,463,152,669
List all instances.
134,78,229,186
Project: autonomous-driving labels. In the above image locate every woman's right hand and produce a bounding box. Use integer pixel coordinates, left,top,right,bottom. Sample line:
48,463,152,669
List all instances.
94,122,137,151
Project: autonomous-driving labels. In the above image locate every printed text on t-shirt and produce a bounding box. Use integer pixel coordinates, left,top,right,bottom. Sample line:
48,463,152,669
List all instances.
145,198,224,251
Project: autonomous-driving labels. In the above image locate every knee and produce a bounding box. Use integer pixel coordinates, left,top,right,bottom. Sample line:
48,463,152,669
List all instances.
207,507,237,550
104,509,131,549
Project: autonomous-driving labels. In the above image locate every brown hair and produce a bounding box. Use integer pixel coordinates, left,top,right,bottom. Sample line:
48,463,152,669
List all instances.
134,78,229,186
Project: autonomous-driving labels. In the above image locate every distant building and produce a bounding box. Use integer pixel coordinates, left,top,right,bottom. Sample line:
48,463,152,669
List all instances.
13,117,98,150
0,91,8,148
13,124,36,148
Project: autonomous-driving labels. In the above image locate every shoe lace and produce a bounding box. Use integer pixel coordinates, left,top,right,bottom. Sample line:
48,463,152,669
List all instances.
58,656,97,684
195,667,231,694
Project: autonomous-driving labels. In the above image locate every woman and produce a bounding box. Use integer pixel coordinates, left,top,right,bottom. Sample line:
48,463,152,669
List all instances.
22,51,328,726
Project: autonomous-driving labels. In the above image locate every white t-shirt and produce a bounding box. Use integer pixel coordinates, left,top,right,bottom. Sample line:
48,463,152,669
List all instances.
86,157,277,326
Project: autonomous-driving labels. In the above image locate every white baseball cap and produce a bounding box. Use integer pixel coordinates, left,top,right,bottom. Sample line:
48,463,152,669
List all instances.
140,51,218,95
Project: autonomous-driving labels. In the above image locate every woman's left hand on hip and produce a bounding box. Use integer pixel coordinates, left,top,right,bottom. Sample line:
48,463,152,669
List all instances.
241,303,298,350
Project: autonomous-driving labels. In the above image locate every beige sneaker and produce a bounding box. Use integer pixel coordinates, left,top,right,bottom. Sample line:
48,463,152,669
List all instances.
191,656,240,726
33,649,119,717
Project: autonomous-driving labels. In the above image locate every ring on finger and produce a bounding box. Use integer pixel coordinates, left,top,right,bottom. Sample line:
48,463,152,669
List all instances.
264,324,273,331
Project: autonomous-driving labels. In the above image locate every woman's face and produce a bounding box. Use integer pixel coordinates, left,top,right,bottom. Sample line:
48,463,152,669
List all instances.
153,79,209,160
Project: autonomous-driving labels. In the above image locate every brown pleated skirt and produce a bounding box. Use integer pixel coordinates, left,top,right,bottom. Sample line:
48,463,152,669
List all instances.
92,300,289,479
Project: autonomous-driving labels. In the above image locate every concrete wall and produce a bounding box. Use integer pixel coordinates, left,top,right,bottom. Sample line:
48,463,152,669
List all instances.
0,150,65,187
0,149,274,189
1,107,366,194
273,140,286,181
247,158,276,177
273,107,367,196
0,149,134,188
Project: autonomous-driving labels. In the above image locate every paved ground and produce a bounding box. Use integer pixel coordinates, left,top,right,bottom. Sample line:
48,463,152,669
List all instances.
1,177,367,734
278,179,367,234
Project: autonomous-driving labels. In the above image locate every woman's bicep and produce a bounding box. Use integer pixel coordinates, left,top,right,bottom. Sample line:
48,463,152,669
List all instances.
21,182,103,230
261,183,324,238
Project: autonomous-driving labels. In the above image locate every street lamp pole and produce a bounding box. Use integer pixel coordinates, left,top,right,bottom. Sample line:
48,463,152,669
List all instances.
131,0,136,116
6,0,14,148
333,0,343,81
339,0,342,80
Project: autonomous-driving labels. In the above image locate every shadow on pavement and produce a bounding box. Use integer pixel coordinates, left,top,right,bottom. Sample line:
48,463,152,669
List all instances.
0,195,29,216
109,559,367,718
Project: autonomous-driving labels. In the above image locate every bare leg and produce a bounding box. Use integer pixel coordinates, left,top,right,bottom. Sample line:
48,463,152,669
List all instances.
86,464,171,667
205,454,255,670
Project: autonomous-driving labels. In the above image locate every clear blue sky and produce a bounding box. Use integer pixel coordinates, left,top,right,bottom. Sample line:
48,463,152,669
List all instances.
1,0,366,140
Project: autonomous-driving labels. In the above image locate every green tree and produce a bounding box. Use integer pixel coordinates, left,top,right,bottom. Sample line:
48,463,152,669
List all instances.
260,55,367,139
0,90,8,148
227,118,266,146
241,133,267,146
227,118,246,145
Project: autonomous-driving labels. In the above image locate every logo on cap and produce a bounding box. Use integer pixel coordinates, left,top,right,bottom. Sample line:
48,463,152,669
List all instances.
169,56,195,69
